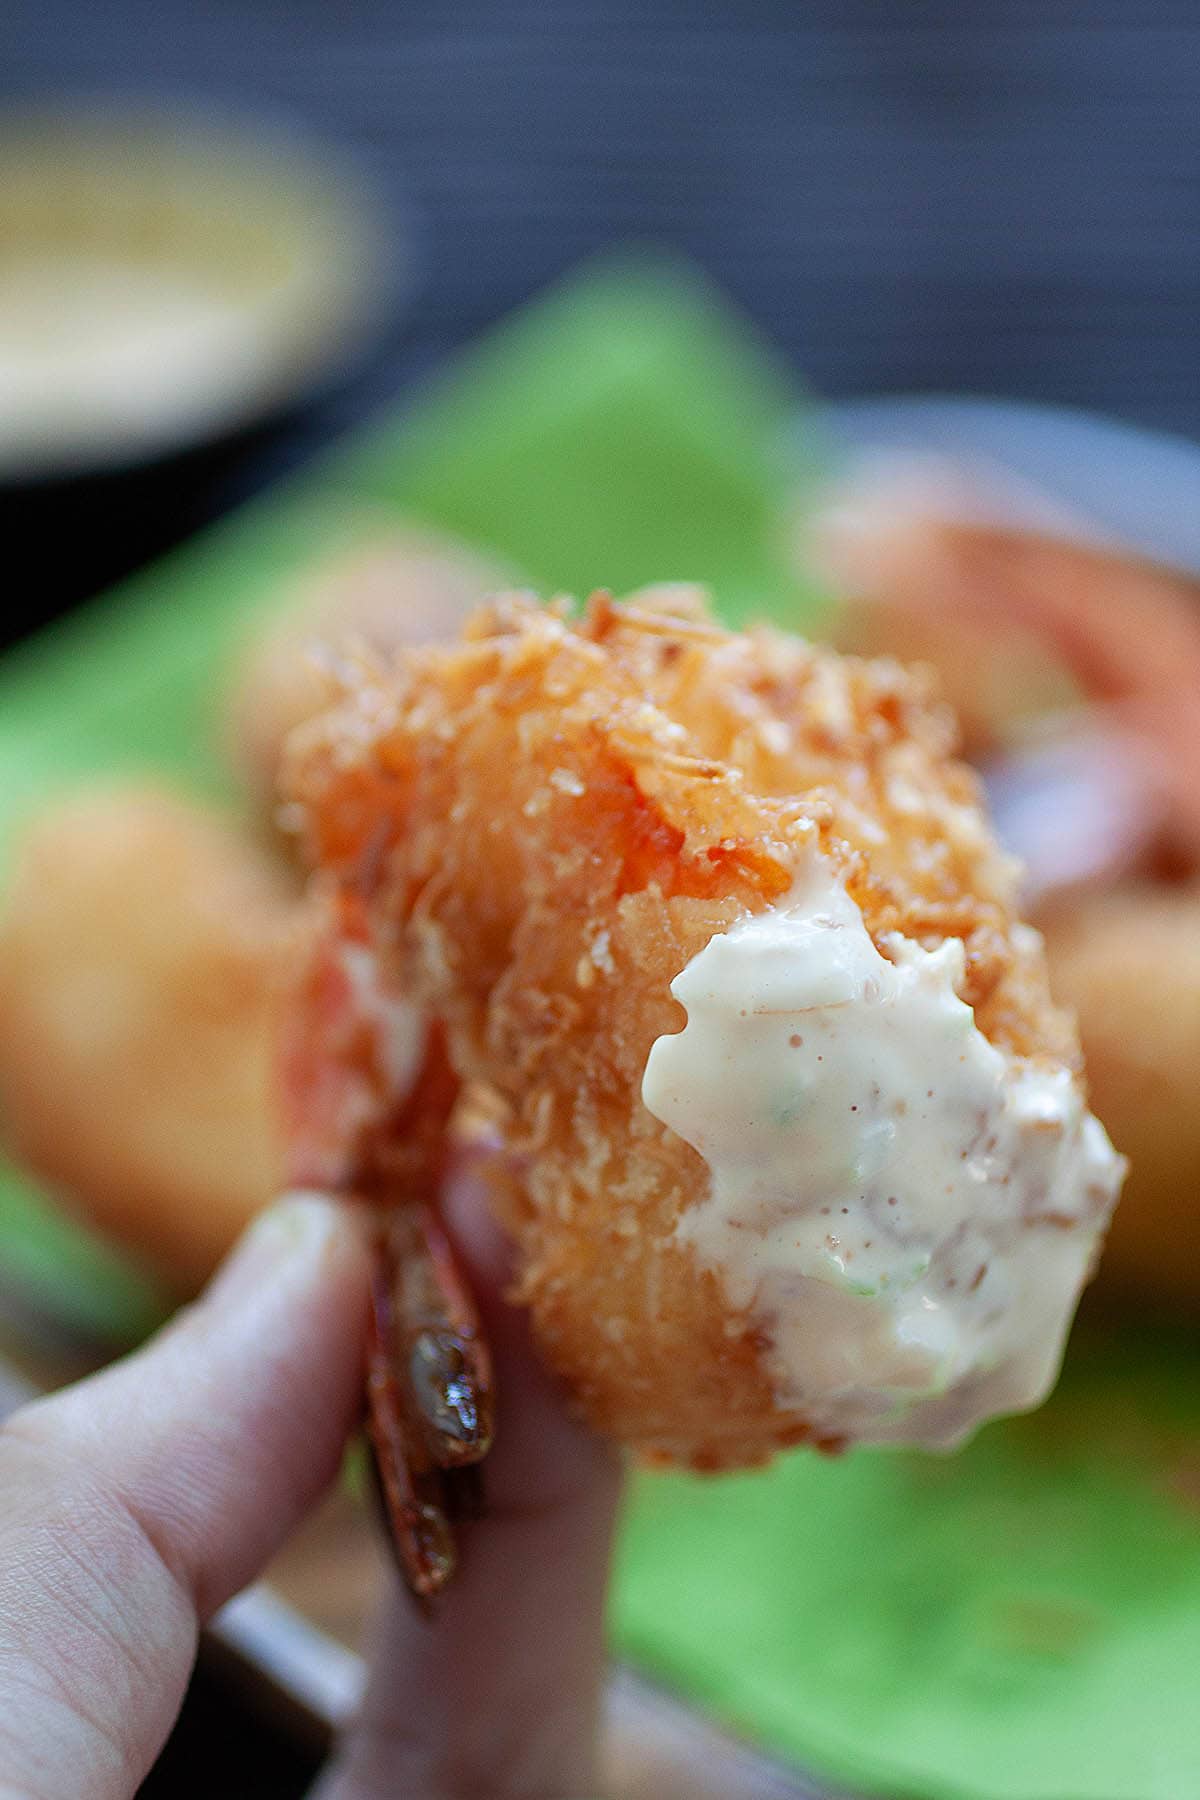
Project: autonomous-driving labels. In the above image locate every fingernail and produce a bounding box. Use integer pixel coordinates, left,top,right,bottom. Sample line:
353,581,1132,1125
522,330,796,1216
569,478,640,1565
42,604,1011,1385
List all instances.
204,1191,348,1314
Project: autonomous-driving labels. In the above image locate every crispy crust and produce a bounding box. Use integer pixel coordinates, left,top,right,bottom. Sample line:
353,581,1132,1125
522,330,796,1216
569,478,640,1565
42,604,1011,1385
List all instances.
286,591,1082,1465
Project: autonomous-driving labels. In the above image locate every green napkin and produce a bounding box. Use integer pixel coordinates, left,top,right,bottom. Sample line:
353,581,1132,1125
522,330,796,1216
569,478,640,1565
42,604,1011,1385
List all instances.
1,252,1196,1800
615,1314,1200,1800
343,248,827,625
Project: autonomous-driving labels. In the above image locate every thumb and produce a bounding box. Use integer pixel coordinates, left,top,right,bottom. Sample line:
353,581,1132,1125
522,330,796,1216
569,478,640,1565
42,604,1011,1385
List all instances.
0,1192,370,1799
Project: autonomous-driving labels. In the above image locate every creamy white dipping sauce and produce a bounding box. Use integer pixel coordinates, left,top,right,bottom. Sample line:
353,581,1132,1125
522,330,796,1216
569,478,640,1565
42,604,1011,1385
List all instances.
0,253,275,466
641,861,1125,1449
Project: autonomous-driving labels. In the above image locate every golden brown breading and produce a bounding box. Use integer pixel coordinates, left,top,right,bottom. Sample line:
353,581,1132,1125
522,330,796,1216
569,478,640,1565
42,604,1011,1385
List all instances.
0,786,294,1290
286,591,1084,1467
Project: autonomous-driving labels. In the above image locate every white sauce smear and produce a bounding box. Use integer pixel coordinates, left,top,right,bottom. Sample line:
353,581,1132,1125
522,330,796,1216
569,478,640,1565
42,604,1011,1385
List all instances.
642,861,1125,1449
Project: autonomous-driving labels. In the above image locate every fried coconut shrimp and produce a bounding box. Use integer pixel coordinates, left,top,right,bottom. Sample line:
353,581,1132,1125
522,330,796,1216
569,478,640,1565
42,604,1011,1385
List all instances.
285,592,1124,1475
0,786,295,1290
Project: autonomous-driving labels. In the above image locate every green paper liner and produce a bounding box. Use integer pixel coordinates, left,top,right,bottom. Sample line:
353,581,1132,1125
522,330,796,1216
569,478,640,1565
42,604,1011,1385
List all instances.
614,1313,1200,1800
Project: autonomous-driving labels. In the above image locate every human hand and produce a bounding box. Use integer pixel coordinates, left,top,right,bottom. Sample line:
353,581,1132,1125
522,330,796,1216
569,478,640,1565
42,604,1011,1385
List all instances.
0,1174,622,1800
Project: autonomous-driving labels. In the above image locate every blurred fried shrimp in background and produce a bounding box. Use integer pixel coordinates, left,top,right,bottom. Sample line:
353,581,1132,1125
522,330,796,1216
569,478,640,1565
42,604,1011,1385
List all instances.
226,517,509,814
815,464,1200,1311
819,464,1200,866
1041,884,1200,1312
0,785,295,1290
819,463,1084,755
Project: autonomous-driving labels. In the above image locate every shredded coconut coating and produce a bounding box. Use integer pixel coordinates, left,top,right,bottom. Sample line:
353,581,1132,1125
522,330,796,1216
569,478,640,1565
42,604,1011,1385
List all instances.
285,591,1083,1467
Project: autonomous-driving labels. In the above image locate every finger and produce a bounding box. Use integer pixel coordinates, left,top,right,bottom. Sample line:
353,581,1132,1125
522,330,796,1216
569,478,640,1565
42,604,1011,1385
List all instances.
314,1165,624,1800
0,1192,370,1800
